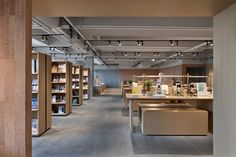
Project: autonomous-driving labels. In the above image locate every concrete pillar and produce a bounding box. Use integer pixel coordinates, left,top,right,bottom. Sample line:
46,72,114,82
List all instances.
214,2,236,157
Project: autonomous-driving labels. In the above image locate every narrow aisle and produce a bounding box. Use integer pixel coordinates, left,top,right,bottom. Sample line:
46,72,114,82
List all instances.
33,96,132,157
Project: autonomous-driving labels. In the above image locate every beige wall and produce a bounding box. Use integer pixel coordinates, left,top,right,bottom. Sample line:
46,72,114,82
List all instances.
159,65,183,75
32,0,236,17
120,69,158,81
214,2,236,157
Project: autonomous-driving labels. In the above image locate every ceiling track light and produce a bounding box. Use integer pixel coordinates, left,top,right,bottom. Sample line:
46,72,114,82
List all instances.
125,52,128,56
118,41,122,46
137,52,141,57
175,40,179,46
170,40,174,46
151,58,156,62
137,40,143,47
108,40,112,46
41,36,45,42
77,34,80,40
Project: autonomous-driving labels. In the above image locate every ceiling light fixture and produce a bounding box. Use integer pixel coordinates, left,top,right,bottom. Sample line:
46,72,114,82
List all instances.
137,52,141,57
118,41,122,46
175,40,179,46
137,40,143,47
170,40,174,46
108,40,112,46
125,52,128,56
41,36,45,42
151,58,155,62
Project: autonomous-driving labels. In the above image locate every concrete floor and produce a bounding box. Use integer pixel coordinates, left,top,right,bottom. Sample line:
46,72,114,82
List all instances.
33,96,213,157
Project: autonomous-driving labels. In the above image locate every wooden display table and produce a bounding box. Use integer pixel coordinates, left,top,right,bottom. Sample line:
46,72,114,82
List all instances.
94,84,106,95
125,93,213,133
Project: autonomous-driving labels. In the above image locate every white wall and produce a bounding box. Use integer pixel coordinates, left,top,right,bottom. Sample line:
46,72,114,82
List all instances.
214,2,236,157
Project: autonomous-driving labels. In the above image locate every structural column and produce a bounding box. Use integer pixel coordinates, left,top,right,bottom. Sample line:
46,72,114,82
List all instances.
0,0,32,157
214,2,236,157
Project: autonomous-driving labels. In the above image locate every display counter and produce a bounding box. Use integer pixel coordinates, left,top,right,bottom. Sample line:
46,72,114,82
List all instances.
94,84,106,95
125,93,213,133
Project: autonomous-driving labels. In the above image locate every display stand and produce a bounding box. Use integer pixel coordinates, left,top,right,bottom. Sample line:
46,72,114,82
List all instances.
32,52,52,136
51,61,72,116
72,64,83,106
83,68,90,100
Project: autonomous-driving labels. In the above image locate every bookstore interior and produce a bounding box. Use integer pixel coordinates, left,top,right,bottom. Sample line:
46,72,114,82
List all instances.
30,16,214,155
1,1,236,157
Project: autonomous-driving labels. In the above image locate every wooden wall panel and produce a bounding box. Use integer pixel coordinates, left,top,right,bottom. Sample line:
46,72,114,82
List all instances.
120,69,158,81
0,0,32,157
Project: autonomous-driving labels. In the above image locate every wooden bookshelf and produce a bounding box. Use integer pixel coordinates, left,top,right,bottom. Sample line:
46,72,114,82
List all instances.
83,68,90,100
51,61,72,116
32,52,52,136
72,65,83,106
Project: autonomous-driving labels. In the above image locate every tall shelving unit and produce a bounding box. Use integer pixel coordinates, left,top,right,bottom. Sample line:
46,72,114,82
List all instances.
72,65,83,106
51,61,72,116
83,68,90,100
32,52,52,136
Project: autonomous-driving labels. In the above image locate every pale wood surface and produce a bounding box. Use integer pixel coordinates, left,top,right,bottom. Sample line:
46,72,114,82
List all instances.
0,0,32,156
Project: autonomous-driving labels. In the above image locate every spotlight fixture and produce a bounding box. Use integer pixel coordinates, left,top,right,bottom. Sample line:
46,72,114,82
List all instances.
163,57,167,62
177,52,183,57
151,58,156,62
52,47,56,51
137,40,143,47
49,47,52,51
130,58,133,62
137,52,141,57
170,40,174,46
45,36,48,41
118,41,122,46
77,34,80,40
115,58,118,61
210,41,213,47
125,52,128,56
41,36,45,42
108,40,112,46
112,52,116,56
175,40,179,46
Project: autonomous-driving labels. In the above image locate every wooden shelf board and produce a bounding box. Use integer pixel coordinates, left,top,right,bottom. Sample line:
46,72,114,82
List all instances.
52,82,66,84
52,102,66,105
32,91,38,94
52,91,66,94
32,109,39,112
72,96,80,98
52,113,69,116
32,73,38,75
52,72,66,74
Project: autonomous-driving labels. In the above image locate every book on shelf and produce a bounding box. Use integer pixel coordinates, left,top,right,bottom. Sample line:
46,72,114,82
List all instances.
32,59,38,74
32,119,38,134
83,70,88,76
32,97,38,110
58,105,65,114
72,99,78,105
52,63,66,73
72,67,80,74
32,79,38,91
52,75,66,82
52,84,65,92
83,94,88,99
52,95,66,103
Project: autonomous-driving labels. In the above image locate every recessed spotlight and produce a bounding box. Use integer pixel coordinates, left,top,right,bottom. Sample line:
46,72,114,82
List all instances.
108,40,112,46
118,41,122,46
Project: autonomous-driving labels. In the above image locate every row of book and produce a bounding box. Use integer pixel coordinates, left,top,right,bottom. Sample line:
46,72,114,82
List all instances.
32,97,38,110
52,75,66,83
52,63,66,73
52,95,66,103
32,59,38,74
52,105,65,114
52,85,66,92
72,67,80,74
32,79,38,91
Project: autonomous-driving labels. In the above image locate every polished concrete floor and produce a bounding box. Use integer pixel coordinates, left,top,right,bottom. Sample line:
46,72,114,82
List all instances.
33,96,213,157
